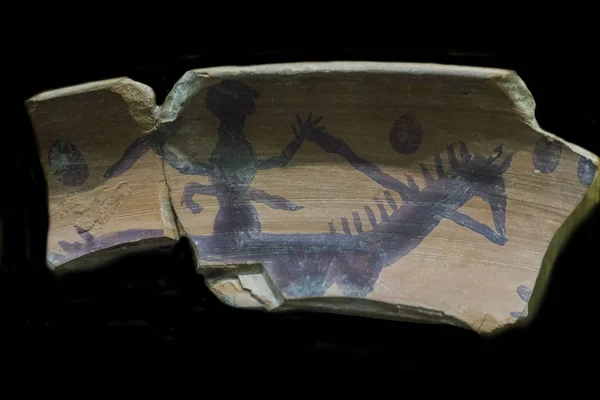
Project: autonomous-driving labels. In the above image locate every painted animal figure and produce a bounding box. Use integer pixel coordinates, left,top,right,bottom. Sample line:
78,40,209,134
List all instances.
93,80,513,298
190,124,512,297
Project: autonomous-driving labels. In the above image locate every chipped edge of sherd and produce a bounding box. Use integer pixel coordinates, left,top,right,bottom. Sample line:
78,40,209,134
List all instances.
24,62,598,165
183,61,513,79
158,61,513,123
488,70,598,163
517,160,600,332
27,77,138,102
198,262,474,331
158,70,219,122
25,77,176,268
26,77,158,134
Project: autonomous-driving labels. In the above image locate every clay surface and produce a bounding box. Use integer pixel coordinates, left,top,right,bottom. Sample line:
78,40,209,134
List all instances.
27,78,178,269
28,63,599,333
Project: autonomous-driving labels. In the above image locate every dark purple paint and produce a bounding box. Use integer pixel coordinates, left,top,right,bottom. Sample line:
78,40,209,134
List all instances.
352,212,363,233
364,205,377,228
105,80,513,298
57,228,164,263
510,311,522,318
181,182,213,214
389,114,424,154
406,174,418,192
341,217,351,235
517,285,532,303
188,135,512,297
578,155,596,187
510,284,532,318
245,188,303,211
104,134,157,178
420,164,434,185
328,220,336,234
385,191,397,211
532,137,562,173
374,197,390,222
168,81,308,244
49,140,89,186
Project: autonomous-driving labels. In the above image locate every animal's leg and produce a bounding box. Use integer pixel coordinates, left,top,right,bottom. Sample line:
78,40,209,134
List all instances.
352,212,363,233
449,211,507,245
434,151,445,178
363,205,378,228
420,164,434,185
384,191,398,211
329,220,337,233
374,197,390,222
341,217,352,235
334,252,379,297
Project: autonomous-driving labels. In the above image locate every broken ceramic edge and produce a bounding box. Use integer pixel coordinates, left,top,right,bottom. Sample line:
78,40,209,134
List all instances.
198,262,473,330
25,63,598,166
159,183,183,240
281,297,474,331
505,150,599,333
485,72,597,164
25,78,174,272
50,236,177,275
26,78,134,102
524,167,600,327
527,123,598,166
109,79,157,133
201,264,285,311
26,77,158,135
180,61,513,78
162,62,596,165
158,70,217,122
157,62,523,124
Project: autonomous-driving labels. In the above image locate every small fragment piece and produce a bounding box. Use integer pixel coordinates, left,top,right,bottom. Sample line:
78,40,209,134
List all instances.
26,78,177,270
204,264,284,310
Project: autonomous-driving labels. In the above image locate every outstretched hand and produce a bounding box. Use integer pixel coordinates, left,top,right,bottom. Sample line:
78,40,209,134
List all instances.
292,112,325,139
292,113,342,153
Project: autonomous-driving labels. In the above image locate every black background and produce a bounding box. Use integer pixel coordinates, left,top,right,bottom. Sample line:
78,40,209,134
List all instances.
3,35,599,379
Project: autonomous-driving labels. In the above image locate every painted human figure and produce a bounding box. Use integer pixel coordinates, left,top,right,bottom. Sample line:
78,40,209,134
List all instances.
106,80,323,248
175,81,324,245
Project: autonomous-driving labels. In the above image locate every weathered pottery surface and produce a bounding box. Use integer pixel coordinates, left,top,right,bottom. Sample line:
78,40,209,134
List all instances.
26,62,599,333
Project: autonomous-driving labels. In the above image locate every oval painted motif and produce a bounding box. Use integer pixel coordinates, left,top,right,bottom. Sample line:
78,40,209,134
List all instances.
48,140,89,186
578,155,597,187
389,114,424,155
532,137,562,173
517,285,532,303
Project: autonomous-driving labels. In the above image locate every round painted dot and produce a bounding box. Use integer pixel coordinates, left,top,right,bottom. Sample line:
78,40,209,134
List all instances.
578,155,597,187
389,114,424,155
532,137,562,173
48,140,89,186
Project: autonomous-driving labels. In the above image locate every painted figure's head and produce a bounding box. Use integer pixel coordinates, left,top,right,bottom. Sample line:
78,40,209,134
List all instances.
449,142,512,240
205,80,259,127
